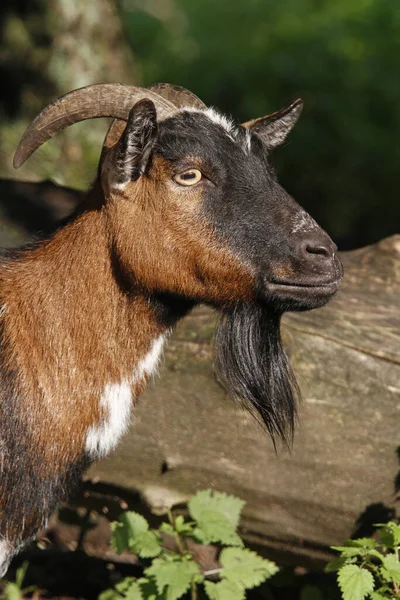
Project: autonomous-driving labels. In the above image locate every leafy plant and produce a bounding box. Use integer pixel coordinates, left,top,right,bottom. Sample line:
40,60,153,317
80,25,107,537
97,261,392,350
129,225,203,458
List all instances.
326,521,400,600
1,561,37,600
100,489,278,600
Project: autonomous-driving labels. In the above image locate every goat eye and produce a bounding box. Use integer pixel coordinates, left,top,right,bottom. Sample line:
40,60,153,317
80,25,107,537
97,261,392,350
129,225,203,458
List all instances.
174,169,202,186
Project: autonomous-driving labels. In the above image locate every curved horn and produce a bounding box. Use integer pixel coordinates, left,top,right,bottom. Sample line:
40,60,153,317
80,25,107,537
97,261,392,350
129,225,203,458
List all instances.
147,83,206,110
13,83,180,169
101,83,207,158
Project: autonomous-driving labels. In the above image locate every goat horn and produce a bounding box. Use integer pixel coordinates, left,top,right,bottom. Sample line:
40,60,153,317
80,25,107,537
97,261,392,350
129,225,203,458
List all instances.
146,83,206,109
101,83,207,153
13,83,181,169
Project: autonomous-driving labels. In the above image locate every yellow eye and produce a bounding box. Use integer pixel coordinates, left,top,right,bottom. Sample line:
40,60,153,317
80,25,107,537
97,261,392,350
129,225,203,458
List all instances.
174,169,202,186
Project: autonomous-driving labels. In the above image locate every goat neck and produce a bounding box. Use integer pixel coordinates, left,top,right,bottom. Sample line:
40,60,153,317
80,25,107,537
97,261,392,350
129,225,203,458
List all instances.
0,185,188,463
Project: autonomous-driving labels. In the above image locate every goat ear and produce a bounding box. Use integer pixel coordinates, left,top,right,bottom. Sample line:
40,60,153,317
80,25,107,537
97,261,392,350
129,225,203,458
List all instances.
113,99,158,186
243,99,303,149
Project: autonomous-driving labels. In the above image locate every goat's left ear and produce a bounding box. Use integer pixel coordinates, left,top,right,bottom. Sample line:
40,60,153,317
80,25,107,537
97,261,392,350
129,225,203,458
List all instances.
113,99,158,187
242,98,303,149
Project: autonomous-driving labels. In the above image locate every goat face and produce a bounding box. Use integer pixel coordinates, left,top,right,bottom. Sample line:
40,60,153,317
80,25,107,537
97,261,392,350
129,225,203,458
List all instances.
102,99,342,312
13,84,343,442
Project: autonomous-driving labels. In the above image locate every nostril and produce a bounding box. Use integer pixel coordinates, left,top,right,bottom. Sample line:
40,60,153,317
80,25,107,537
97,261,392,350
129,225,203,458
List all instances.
305,243,331,258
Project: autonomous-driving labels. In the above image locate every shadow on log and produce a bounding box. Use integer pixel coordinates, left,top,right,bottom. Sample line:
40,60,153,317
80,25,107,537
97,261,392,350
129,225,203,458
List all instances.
1,178,399,568
0,179,83,244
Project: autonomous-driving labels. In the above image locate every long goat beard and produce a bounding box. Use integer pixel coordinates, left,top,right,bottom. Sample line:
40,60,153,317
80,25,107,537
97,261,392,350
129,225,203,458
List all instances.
214,302,299,446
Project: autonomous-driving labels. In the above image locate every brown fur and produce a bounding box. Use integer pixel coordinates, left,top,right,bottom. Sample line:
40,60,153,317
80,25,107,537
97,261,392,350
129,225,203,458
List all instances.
103,154,255,304
0,198,162,473
0,153,255,481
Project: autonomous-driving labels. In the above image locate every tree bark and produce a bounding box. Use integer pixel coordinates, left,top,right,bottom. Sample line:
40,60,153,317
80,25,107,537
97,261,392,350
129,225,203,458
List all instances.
0,0,135,187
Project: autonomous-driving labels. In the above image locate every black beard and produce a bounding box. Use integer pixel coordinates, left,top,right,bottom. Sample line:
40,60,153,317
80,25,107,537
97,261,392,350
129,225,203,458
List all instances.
214,302,299,446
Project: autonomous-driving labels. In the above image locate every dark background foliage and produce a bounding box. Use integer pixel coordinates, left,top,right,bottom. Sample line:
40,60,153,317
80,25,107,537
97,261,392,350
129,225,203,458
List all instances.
0,0,399,249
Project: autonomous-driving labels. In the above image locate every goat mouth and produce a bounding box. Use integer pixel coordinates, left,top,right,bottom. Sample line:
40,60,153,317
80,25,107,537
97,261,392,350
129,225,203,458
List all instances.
269,278,341,291
267,278,341,292
261,276,342,308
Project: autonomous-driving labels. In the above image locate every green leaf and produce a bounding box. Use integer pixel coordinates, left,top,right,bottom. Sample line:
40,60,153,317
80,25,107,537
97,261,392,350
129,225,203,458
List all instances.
332,538,378,558
115,577,137,594
188,491,245,545
145,557,202,600
159,522,177,536
332,546,365,558
111,512,148,554
370,591,391,600
14,562,29,589
219,547,279,589
120,511,148,537
132,530,162,558
378,529,394,549
4,583,23,600
377,522,400,548
121,580,144,600
100,577,145,600
188,489,245,545
138,577,166,600
325,555,352,573
176,523,195,536
111,522,128,554
337,565,375,600
368,549,386,562
174,515,185,529
98,589,121,600
189,490,245,532
193,516,243,547
380,553,400,584
192,526,208,544
349,538,378,549
204,580,245,600
111,512,161,558
385,523,400,546
300,584,324,600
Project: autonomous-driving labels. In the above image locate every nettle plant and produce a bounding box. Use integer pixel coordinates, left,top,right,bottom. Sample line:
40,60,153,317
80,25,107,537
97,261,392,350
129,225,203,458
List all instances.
1,562,36,600
100,489,278,600
326,521,400,600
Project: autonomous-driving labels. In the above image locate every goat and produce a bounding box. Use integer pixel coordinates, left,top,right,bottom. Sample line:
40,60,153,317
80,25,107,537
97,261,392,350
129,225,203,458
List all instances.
0,83,343,576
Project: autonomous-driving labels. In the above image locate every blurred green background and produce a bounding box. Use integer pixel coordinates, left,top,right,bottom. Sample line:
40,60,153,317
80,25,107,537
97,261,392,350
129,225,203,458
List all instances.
0,0,399,249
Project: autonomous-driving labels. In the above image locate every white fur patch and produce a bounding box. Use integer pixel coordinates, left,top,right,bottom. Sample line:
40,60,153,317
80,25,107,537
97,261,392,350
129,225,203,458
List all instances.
0,538,13,578
184,105,256,156
244,128,252,154
85,381,132,458
85,334,166,458
203,107,236,136
132,334,166,384
183,106,237,141
291,211,320,234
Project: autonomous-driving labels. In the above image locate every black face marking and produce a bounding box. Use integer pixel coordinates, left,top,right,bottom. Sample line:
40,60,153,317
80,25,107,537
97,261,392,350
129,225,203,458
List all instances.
157,111,246,167
156,110,341,312
151,109,341,443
